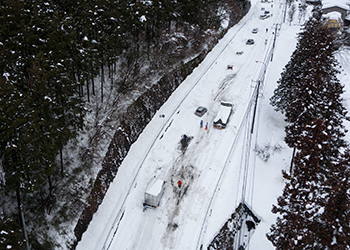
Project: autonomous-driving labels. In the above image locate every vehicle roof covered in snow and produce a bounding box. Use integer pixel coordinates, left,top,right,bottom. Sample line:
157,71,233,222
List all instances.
146,179,164,196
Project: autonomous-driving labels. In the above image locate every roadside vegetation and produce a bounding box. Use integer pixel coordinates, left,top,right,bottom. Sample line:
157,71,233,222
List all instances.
268,7,350,249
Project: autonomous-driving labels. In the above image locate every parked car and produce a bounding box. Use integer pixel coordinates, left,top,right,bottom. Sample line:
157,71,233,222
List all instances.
246,39,255,45
252,28,258,34
260,14,271,20
195,106,207,117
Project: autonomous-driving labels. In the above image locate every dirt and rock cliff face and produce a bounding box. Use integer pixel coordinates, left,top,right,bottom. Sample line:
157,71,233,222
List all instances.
73,0,250,247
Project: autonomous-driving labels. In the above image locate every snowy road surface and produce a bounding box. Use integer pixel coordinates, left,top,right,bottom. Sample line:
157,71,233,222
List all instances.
76,0,299,249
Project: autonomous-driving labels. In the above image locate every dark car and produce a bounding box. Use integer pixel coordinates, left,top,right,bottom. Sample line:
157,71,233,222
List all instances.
195,106,207,117
246,39,255,45
260,14,271,20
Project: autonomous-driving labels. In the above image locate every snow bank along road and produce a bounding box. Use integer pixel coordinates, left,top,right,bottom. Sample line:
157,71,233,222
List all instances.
76,0,285,249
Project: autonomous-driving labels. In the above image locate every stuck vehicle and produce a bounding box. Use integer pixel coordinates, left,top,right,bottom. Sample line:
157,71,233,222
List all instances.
260,14,271,20
213,102,233,129
195,106,207,117
144,179,165,207
246,39,255,45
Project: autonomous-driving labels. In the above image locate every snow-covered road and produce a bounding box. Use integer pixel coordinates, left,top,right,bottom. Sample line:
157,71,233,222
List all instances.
76,0,299,249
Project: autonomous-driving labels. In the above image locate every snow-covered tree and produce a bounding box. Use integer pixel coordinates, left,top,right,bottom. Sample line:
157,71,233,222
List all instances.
271,8,347,149
268,10,350,248
319,149,350,248
298,3,307,24
283,19,347,149
267,119,350,249
288,3,296,25
270,8,317,113
270,8,327,113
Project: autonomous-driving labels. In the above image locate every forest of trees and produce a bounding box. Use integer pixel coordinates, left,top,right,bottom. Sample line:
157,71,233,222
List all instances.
268,8,350,249
0,0,249,248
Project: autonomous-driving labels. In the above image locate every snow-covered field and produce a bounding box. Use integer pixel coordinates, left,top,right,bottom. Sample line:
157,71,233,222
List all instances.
75,0,350,249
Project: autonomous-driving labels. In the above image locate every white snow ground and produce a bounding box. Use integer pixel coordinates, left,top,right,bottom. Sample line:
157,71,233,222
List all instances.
75,0,350,249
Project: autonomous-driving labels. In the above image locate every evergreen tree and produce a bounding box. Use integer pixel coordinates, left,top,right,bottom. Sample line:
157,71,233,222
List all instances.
284,16,347,148
319,149,350,248
271,8,329,113
267,119,350,249
271,8,347,148
269,51,304,114
269,15,312,114
269,8,350,250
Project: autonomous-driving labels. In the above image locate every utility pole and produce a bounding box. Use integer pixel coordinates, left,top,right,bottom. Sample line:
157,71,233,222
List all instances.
283,1,288,23
270,24,279,62
251,80,261,135
251,60,268,134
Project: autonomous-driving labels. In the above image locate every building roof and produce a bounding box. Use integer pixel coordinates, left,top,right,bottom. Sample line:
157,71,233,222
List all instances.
322,0,350,11
325,11,342,19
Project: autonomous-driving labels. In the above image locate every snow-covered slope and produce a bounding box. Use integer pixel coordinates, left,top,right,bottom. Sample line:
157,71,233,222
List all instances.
76,0,350,249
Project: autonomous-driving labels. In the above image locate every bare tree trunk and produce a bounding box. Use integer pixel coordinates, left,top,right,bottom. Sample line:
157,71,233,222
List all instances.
108,61,112,79
92,76,95,96
90,62,95,96
47,175,54,214
60,147,64,177
16,188,22,226
101,63,104,103
39,187,45,213
290,147,296,176
16,187,30,250
77,74,83,97
48,175,53,197
87,79,90,102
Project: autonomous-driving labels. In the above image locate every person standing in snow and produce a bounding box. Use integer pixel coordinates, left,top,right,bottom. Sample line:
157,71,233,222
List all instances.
200,120,203,128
